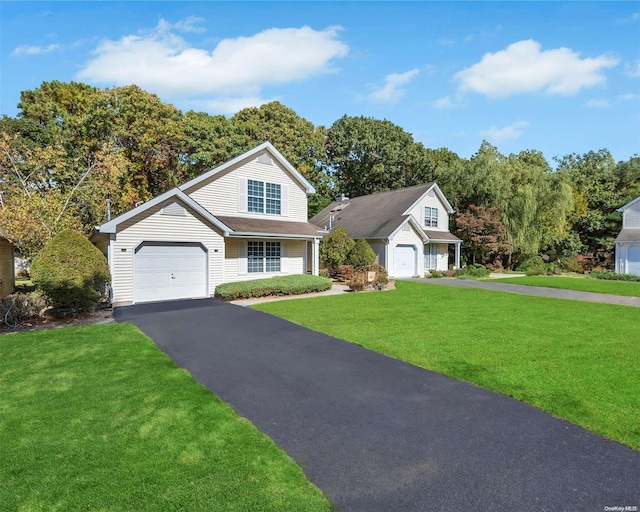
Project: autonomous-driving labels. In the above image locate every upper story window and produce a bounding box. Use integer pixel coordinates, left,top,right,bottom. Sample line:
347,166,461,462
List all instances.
248,180,281,215
424,207,439,228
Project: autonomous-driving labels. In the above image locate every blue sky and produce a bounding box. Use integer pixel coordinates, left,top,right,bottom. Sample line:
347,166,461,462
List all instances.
1,2,639,163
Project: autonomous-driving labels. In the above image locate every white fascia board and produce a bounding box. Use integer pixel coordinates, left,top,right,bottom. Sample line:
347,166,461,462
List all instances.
97,189,230,236
388,216,428,242
178,141,316,195
403,183,455,215
227,232,323,240
618,196,640,212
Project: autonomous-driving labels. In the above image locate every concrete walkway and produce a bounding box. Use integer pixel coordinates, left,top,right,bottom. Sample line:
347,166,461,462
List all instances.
407,277,640,307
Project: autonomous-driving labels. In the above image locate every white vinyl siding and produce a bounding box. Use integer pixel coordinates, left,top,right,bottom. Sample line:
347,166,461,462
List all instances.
185,158,306,222
225,239,305,282
406,192,449,232
624,202,640,228
110,201,224,305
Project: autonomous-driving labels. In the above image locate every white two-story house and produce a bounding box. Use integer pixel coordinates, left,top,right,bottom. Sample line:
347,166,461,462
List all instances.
615,196,640,276
93,142,323,305
310,183,461,278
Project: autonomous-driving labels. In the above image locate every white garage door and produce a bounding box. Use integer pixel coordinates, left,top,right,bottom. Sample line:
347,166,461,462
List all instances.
134,242,207,303
394,245,416,278
628,245,640,276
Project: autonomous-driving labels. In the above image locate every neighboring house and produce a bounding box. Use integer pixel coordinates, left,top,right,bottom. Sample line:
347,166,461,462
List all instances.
310,183,461,278
0,236,15,298
615,196,640,276
93,142,323,306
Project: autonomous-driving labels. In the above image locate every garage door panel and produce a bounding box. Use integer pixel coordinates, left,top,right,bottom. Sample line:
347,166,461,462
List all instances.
134,243,207,303
628,245,640,275
394,245,416,278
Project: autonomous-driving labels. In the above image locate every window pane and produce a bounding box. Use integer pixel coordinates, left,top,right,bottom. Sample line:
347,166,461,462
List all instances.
265,183,281,214
265,242,281,272
248,180,264,213
266,198,281,215
248,241,264,273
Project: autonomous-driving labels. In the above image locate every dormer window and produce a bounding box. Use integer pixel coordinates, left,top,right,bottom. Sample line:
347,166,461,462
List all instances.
424,207,439,228
248,180,281,215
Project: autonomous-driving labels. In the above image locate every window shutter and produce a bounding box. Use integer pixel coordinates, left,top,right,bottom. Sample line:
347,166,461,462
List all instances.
238,241,248,275
281,184,289,216
280,242,289,273
238,178,248,213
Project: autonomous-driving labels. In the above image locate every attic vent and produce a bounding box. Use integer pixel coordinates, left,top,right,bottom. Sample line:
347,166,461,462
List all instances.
161,201,186,217
256,152,273,165
427,190,436,197
402,224,411,231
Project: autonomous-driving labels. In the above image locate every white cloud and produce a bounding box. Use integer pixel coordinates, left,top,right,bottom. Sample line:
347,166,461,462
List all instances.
12,43,59,56
586,99,610,108
170,16,206,33
480,121,529,143
455,39,619,98
76,20,349,102
366,69,419,103
625,60,640,77
620,93,639,101
434,95,456,109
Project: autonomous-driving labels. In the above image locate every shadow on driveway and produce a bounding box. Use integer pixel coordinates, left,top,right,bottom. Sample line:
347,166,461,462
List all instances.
116,298,640,512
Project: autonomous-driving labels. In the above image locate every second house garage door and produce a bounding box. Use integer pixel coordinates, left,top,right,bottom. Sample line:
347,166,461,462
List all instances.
393,245,416,278
134,242,207,303
628,245,640,276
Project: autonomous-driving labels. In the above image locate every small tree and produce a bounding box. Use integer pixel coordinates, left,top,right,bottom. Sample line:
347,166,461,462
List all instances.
455,205,511,265
319,227,355,273
347,238,377,268
30,229,110,312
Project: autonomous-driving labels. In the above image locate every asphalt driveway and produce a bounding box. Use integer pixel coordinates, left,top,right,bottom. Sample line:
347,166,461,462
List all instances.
116,299,640,512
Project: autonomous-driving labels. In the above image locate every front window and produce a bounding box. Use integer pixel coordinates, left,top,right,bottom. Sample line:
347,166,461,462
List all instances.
424,244,438,270
248,241,281,273
248,179,281,214
424,207,438,227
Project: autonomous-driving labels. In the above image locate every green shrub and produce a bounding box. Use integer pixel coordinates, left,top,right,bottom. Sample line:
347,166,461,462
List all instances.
30,230,110,312
319,268,330,278
361,264,389,285
557,256,584,274
347,238,377,268
347,264,390,292
346,271,367,292
426,270,443,278
454,264,490,279
1,290,49,327
589,271,640,282
215,275,333,301
319,227,355,274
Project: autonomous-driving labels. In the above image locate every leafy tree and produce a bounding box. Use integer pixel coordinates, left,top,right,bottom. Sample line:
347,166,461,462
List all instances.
455,205,511,265
319,227,355,272
326,115,429,198
30,229,110,311
347,238,377,268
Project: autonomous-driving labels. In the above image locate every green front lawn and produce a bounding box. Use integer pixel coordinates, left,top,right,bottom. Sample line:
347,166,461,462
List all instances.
0,324,331,512
255,280,640,450
488,275,640,297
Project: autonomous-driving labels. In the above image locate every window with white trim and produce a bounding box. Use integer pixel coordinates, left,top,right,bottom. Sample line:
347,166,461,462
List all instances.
424,207,439,227
424,244,438,270
248,241,281,273
248,179,281,214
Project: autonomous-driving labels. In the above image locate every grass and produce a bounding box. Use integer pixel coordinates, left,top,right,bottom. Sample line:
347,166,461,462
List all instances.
0,323,332,512
491,275,640,297
255,280,640,450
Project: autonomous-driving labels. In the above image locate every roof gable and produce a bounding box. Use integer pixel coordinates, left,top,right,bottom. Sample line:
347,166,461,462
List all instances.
310,183,447,239
179,141,315,195
618,196,640,212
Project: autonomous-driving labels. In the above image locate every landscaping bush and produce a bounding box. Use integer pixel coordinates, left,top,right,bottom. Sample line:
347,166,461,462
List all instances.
589,271,640,282
347,264,390,292
30,230,111,312
425,270,443,278
319,268,330,278
361,264,389,285
347,238,377,268
557,256,584,274
319,227,355,274
214,275,333,301
1,290,48,327
443,270,456,278
338,265,354,282
346,271,367,292
454,264,491,279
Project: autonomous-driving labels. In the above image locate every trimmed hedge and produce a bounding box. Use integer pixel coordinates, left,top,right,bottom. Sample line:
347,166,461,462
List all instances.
454,264,491,279
215,275,333,301
590,271,640,282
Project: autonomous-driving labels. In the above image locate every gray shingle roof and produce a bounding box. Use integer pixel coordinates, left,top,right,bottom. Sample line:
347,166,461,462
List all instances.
615,229,640,242
424,229,461,242
310,184,435,239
